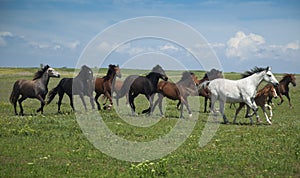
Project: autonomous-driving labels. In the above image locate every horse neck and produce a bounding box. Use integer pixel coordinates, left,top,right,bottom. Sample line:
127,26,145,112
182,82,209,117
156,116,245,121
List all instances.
280,77,290,87
36,71,50,86
245,72,265,90
147,74,160,86
106,70,116,83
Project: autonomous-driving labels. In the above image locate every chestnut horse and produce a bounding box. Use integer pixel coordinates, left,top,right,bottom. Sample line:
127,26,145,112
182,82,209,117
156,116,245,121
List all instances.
153,72,198,118
10,65,60,115
267,74,296,108
94,64,121,110
233,84,278,125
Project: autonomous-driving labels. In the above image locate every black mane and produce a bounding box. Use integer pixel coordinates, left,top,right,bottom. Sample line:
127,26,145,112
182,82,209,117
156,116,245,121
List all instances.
103,64,117,80
33,65,50,80
241,66,268,78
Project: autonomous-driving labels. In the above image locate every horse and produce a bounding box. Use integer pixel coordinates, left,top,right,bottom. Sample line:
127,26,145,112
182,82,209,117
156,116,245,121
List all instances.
128,71,168,116
267,74,296,108
9,65,60,115
114,65,167,106
47,65,94,113
233,84,278,125
152,72,198,118
94,64,121,110
197,69,224,113
206,66,279,124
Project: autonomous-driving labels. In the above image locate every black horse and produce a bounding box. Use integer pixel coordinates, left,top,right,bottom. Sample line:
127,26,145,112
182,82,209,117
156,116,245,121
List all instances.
129,71,168,115
114,64,166,105
9,65,60,115
47,65,95,113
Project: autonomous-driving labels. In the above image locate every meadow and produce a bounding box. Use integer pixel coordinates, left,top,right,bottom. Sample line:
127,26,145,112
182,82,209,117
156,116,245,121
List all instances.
0,67,299,177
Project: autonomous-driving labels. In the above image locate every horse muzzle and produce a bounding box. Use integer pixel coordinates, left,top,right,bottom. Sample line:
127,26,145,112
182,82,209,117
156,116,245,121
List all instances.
273,82,279,87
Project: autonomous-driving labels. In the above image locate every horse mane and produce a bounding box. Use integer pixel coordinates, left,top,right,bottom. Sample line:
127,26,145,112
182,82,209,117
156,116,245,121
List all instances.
241,66,268,78
33,65,50,80
103,64,117,80
280,74,292,82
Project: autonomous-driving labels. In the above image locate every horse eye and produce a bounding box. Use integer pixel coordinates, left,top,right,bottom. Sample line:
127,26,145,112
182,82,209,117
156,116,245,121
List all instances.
267,74,271,77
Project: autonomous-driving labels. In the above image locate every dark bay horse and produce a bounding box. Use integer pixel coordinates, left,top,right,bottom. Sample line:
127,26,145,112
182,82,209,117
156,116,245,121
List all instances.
233,84,278,125
129,71,168,115
94,64,121,110
47,65,94,113
115,65,167,106
267,74,296,108
9,65,60,115
153,72,198,118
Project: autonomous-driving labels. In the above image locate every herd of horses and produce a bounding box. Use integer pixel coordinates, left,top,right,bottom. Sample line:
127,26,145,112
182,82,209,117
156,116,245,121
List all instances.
9,64,296,124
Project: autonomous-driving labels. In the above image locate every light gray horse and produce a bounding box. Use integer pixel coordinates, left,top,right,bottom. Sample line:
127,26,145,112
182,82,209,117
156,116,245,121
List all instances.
207,67,279,124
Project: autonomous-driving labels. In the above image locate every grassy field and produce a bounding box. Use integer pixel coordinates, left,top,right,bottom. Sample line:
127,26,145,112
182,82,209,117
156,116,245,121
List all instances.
0,67,299,177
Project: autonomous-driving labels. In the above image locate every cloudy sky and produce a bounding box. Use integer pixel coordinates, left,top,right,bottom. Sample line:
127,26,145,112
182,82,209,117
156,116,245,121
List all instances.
0,0,300,73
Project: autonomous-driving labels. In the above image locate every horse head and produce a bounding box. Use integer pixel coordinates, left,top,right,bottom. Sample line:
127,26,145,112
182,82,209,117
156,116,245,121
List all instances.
47,67,60,78
263,66,279,87
290,74,296,87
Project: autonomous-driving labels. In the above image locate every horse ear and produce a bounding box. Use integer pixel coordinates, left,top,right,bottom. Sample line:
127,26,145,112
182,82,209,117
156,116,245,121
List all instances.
266,66,271,71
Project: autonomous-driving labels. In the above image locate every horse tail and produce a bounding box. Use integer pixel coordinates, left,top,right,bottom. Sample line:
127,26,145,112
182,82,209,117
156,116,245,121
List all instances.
47,85,60,105
9,81,20,104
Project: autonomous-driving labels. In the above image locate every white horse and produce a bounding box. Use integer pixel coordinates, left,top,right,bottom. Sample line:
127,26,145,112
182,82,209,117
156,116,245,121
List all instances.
207,67,279,124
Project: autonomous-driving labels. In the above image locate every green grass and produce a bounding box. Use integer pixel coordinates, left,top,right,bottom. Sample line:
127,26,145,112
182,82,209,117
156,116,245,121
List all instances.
0,67,299,177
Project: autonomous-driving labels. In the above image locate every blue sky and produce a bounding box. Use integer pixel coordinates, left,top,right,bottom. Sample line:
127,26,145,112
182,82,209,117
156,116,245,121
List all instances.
0,0,300,73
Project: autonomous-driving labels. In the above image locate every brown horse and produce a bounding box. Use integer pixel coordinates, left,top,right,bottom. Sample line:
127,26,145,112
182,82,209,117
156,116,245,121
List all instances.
94,64,121,110
233,84,278,125
153,72,198,118
267,74,296,108
10,65,60,115
47,65,94,113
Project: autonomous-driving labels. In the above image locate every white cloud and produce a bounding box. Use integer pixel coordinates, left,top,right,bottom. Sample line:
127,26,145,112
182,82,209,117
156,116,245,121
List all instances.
285,41,299,50
226,31,265,60
159,43,179,52
0,31,13,47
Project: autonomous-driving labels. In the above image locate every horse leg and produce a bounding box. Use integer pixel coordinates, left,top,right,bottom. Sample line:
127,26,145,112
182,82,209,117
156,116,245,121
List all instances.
157,94,165,117
233,103,245,124
142,94,154,115
262,105,272,125
36,95,46,114
95,93,101,110
285,93,293,108
182,97,192,118
152,94,161,115
104,91,113,110
277,93,284,105
18,95,27,116
67,94,75,111
266,104,273,121
129,92,138,116
204,97,208,113
57,92,64,113
219,100,228,124
90,96,95,110
79,93,87,111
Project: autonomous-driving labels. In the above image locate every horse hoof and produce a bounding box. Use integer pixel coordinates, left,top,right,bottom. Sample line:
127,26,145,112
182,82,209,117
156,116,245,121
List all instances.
189,114,193,118
161,114,165,118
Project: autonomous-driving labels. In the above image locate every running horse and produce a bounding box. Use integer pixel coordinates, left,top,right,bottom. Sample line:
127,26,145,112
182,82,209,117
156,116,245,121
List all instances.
152,72,198,118
233,84,278,125
94,64,121,110
114,65,167,106
47,65,94,113
267,74,296,108
206,67,279,124
9,65,60,115
127,66,168,115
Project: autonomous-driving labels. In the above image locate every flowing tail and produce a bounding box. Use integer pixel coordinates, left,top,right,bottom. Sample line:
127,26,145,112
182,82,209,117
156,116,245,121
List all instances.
47,85,59,105
9,81,20,104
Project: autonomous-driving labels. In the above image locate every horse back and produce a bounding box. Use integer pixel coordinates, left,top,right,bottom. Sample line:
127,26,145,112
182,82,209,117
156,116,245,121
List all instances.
158,81,180,100
131,76,154,94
